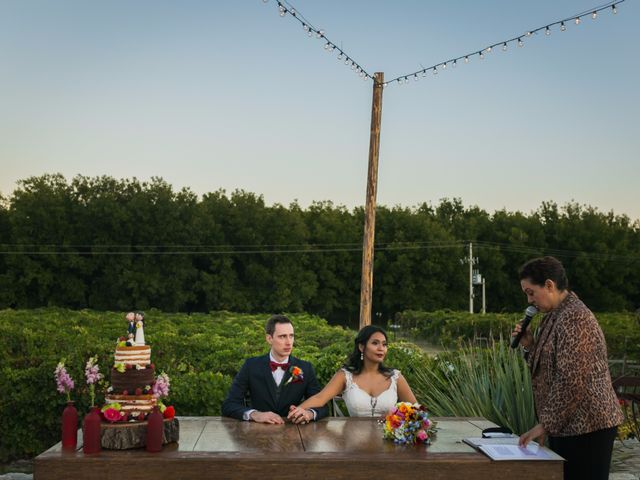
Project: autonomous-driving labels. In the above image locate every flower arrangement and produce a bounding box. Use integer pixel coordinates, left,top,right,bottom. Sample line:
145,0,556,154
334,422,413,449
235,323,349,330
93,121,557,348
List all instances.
54,361,75,402
285,365,304,385
382,402,436,445
85,355,103,407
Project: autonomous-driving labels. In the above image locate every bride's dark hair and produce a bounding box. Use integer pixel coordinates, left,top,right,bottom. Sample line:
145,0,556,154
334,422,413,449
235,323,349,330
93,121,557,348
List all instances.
343,325,394,377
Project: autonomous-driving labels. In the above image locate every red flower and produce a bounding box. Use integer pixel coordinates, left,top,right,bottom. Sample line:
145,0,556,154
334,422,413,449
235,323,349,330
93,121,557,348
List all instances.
103,407,123,423
163,406,175,419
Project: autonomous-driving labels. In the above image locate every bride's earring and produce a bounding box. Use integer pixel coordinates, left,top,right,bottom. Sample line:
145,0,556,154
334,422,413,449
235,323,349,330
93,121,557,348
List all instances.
360,351,364,361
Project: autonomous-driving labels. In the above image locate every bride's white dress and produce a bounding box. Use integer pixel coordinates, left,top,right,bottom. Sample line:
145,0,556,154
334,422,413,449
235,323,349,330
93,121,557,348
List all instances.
341,368,400,417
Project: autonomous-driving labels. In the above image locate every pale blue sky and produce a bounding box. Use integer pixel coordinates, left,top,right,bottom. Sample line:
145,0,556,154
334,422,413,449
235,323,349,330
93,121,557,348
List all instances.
1,1,638,220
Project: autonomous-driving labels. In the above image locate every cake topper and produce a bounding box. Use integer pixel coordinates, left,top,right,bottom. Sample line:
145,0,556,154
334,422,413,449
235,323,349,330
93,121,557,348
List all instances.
134,311,145,345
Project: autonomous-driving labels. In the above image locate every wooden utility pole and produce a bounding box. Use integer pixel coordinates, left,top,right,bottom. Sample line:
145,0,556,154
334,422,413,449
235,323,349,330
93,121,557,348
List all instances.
359,72,384,329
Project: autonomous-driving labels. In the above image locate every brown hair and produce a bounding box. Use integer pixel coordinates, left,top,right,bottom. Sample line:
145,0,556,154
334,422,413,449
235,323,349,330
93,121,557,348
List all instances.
519,256,569,291
265,314,292,336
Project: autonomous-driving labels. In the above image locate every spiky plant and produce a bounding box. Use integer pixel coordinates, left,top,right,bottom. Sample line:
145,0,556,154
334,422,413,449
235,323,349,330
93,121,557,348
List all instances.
412,338,536,434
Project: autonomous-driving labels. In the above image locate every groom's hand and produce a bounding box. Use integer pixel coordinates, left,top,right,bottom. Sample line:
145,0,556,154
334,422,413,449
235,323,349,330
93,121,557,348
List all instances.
249,411,284,424
287,405,312,424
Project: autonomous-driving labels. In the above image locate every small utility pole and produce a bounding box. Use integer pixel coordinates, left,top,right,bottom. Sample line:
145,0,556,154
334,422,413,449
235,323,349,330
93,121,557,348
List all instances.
468,242,474,313
481,277,486,314
359,72,384,329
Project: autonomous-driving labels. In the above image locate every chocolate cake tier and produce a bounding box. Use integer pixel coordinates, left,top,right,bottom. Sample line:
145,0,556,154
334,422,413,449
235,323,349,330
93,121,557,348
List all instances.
111,366,155,393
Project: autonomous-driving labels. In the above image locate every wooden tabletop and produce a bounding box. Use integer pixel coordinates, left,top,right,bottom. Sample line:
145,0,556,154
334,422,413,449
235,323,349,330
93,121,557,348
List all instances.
34,417,563,480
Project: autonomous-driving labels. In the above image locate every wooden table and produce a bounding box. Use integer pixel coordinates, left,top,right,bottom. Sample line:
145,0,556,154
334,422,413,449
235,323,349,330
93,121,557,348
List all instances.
34,417,563,479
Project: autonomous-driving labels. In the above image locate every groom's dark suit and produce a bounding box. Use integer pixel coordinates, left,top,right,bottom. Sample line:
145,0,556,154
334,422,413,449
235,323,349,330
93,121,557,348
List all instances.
221,354,328,420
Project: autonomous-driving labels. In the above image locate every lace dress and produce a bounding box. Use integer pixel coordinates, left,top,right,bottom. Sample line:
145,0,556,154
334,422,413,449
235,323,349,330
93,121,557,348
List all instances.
341,368,400,417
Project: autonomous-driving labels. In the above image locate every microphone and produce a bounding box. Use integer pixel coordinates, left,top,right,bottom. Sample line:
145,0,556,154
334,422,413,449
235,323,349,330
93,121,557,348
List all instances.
510,306,538,349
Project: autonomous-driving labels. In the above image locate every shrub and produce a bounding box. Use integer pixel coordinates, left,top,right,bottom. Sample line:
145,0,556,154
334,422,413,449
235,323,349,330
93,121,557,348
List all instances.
411,339,536,435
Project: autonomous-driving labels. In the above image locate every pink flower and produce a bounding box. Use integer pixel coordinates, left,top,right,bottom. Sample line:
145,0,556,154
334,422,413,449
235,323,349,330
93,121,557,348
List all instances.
416,430,428,443
152,372,170,398
103,407,122,423
54,362,75,401
85,356,103,385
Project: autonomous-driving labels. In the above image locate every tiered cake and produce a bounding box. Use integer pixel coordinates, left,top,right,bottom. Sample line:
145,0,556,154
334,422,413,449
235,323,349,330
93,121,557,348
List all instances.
104,312,156,420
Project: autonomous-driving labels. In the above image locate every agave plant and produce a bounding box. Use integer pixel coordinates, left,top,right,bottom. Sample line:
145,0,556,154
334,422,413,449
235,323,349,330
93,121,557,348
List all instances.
412,338,536,435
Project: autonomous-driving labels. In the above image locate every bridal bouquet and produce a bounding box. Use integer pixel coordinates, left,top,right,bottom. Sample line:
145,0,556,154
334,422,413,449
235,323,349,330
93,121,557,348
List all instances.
382,402,436,445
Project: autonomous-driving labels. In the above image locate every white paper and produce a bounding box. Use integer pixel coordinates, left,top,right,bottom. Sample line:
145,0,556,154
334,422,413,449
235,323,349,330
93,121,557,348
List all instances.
479,443,558,461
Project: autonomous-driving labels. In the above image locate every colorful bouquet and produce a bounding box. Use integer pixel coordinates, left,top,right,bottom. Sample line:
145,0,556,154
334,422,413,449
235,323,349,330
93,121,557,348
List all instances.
382,402,436,445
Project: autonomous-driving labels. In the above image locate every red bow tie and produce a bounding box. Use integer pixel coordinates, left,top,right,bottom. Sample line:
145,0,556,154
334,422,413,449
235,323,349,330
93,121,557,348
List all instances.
270,361,290,372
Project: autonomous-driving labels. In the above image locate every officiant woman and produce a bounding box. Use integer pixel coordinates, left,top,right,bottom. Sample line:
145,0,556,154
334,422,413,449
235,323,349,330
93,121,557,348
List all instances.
513,256,623,480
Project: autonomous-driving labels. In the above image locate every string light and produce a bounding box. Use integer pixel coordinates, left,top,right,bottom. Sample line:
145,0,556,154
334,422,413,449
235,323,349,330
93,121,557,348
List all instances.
266,0,624,87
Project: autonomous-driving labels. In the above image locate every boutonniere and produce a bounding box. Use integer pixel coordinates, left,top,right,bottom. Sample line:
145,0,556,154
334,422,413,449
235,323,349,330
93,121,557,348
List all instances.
284,365,304,385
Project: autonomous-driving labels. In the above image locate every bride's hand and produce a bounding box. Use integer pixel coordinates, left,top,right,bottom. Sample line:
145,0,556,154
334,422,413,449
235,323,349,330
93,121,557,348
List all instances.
287,405,311,424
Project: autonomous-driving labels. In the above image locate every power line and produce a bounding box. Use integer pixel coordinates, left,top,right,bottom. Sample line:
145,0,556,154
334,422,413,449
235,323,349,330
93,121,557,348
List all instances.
1,239,638,263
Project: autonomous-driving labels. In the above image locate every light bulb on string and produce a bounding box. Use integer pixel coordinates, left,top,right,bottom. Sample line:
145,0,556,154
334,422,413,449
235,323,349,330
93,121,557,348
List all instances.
518,38,524,47
452,59,457,68
316,30,324,38
502,42,508,51
592,11,597,19
560,21,566,31
486,46,492,53
545,26,551,35
279,8,286,17
464,56,469,63
344,58,350,65
308,30,313,37
479,51,484,59
414,74,419,81
324,43,331,50
526,31,532,37
303,24,309,32
612,4,617,14
289,8,296,16
432,67,438,75
337,53,344,60
575,17,581,25
442,62,447,69
383,82,388,87
422,70,428,77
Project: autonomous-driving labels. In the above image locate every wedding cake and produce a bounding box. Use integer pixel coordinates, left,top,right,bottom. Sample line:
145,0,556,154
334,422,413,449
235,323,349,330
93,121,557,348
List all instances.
100,312,178,450
103,312,156,420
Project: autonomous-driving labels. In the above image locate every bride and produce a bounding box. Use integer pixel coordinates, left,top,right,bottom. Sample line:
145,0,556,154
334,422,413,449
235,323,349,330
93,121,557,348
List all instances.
287,325,417,421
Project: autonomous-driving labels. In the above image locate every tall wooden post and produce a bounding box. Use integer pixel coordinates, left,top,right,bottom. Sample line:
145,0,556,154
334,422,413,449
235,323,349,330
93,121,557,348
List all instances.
359,72,384,329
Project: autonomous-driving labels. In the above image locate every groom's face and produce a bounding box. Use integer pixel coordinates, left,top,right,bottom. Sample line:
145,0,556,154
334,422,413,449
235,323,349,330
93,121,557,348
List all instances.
267,322,294,360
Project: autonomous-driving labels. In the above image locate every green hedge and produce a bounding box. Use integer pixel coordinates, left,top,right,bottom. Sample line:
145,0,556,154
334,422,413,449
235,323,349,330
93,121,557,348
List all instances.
395,310,640,360
0,308,426,462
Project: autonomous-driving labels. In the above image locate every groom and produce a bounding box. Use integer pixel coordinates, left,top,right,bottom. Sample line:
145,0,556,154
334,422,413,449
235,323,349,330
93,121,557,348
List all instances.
222,314,328,424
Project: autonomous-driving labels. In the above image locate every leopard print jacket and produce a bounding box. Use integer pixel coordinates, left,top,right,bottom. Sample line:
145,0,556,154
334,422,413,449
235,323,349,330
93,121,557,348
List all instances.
528,291,624,437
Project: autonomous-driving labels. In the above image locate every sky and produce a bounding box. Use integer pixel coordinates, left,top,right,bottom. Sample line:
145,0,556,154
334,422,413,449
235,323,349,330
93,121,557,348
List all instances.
1,0,638,220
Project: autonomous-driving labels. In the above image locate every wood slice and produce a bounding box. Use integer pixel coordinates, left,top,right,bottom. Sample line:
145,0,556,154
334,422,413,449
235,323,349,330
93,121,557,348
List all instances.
100,417,180,450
